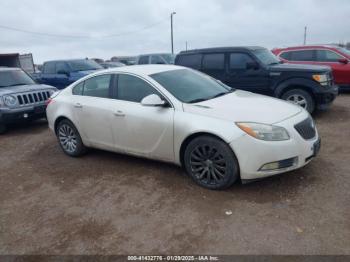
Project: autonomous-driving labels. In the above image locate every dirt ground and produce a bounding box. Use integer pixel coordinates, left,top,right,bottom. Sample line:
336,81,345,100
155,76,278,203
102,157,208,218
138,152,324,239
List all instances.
0,94,349,255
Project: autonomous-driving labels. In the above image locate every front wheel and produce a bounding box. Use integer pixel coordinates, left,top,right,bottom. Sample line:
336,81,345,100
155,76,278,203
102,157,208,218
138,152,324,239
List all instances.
281,89,315,113
56,119,87,157
184,136,239,190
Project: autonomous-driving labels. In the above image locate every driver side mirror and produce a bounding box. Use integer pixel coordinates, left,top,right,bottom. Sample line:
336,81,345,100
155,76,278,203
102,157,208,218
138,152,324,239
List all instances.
141,94,167,107
57,70,70,76
338,58,348,64
246,61,260,70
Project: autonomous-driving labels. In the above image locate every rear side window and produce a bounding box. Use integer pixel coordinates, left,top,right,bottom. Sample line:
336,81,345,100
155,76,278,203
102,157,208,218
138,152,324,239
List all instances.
202,53,225,70
83,74,112,98
72,82,84,95
229,53,254,70
138,56,149,64
316,50,343,62
289,50,315,61
151,55,166,64
55,62,69,74
177,54,202,69
117,74,159,103
43,62,55,74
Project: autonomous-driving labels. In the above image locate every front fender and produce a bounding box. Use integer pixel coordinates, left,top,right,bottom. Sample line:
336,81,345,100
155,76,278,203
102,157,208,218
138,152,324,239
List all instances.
274,78,321,97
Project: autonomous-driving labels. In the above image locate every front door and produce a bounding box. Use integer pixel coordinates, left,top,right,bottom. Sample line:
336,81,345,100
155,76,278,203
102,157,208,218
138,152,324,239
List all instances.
110,73,174,161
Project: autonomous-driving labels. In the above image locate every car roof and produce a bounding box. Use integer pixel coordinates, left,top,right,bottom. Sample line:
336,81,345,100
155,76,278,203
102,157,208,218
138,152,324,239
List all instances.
178,46,265,55
89,65,185,77
139,53,174,56
273,45,340,51
0,67,21,72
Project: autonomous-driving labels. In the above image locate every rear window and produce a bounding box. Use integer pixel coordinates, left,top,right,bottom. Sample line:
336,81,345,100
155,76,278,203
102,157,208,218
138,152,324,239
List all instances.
176,54,202,69
202,53,225,70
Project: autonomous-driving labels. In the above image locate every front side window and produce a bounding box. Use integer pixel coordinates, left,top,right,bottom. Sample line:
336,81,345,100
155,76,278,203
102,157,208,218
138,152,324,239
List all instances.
67,59,102,72
55,62,69,74
316,50,343,62
0,70,35,87
252,49,280,65
151,55,166,64
150,69,231,103
117,74,159,103
82,74,111,98
229,53,254,70
289,50,315,61
43,62,55,74
202,53,225,70
177,54,202,69
138,56,149,64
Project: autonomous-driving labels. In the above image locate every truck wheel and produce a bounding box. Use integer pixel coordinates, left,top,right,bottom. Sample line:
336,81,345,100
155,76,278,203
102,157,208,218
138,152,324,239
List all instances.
281,89,315,113
0,124,6,134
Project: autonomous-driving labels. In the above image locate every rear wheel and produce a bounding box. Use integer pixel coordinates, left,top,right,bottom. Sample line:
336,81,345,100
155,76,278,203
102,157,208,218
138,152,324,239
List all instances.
281,89,315,113
184,136,239,190
0,124,6,134
56,119,87,157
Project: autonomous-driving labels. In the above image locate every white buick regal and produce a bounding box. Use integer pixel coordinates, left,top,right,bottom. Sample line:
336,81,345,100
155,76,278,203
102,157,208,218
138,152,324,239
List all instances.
46,65,320,189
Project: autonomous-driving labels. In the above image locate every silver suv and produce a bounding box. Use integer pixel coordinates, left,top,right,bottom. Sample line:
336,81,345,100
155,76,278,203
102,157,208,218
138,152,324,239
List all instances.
0,67,57,134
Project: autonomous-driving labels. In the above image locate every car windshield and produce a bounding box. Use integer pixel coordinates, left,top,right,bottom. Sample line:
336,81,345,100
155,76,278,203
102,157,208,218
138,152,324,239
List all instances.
0,70,35,87
160,54,176,64
67,60,103,72
336,47,350,57
252,48,281,65
150,69,232,103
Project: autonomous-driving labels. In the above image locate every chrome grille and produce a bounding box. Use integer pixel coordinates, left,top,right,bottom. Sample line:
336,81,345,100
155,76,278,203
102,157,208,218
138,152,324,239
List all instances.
16,91,51,106
294,117,316,140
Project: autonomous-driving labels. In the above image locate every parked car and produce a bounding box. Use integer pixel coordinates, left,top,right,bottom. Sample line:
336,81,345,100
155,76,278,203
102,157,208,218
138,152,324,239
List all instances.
111,56,137,65
137,53,176,65
272,45,350,91
32,59,103,90
46,65,320,190
100,61,126,69
0,67,57,134
175,46,338,113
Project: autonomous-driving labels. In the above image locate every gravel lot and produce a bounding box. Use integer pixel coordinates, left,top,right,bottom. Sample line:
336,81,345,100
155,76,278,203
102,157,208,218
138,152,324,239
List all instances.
1,94,349,255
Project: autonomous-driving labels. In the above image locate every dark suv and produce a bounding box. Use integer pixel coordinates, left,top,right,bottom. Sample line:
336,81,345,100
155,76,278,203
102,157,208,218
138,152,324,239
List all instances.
175,46,338,113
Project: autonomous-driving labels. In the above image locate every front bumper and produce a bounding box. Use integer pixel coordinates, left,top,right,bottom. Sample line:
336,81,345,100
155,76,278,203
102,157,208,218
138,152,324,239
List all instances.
315,85,338,110
0,105,47,124
230,111,319,180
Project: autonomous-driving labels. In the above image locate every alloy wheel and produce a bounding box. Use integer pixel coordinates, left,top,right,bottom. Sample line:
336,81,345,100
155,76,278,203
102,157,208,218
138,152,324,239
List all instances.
58,124,78,153
286,94,307,109
190,144,227,186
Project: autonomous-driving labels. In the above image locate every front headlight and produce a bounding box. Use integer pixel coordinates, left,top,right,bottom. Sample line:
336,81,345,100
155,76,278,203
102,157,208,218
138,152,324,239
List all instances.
3,95,18,107
312,74,328,86
236,122,290,141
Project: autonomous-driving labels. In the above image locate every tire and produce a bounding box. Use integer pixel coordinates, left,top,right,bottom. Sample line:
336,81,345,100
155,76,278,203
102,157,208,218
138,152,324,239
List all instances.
184,135,239,190
281,89,315,113
0,124,6,134
56,119,87,157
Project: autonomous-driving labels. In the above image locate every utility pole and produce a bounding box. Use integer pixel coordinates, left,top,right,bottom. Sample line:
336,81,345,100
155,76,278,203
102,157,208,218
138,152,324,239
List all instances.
171,12,176,54
303,26,307,45
185,41,188,51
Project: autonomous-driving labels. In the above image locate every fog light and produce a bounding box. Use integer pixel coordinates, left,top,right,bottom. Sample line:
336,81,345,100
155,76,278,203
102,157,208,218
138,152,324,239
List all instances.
23,113,28,118
259,157,298,171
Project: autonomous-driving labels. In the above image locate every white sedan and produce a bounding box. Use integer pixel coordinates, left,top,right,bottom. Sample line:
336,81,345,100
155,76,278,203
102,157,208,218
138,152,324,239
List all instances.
46,65,320,189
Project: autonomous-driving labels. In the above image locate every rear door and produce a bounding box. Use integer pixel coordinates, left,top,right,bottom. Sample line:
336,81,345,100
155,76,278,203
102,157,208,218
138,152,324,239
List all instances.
72,74,116,150
226,52,270,95
41,62,56,85
201,53,226,82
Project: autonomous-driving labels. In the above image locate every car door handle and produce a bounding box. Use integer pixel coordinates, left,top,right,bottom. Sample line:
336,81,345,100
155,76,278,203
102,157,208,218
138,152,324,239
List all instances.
74,103,83,108
114,110,125,117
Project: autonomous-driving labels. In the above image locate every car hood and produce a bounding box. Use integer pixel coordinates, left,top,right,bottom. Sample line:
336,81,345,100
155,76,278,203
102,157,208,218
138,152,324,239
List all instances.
183,90,302,124
0,84,56,95
269,63,330,73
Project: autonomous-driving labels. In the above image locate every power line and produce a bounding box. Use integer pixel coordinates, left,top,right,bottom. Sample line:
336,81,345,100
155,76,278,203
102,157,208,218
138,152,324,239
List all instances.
0,18,168,39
